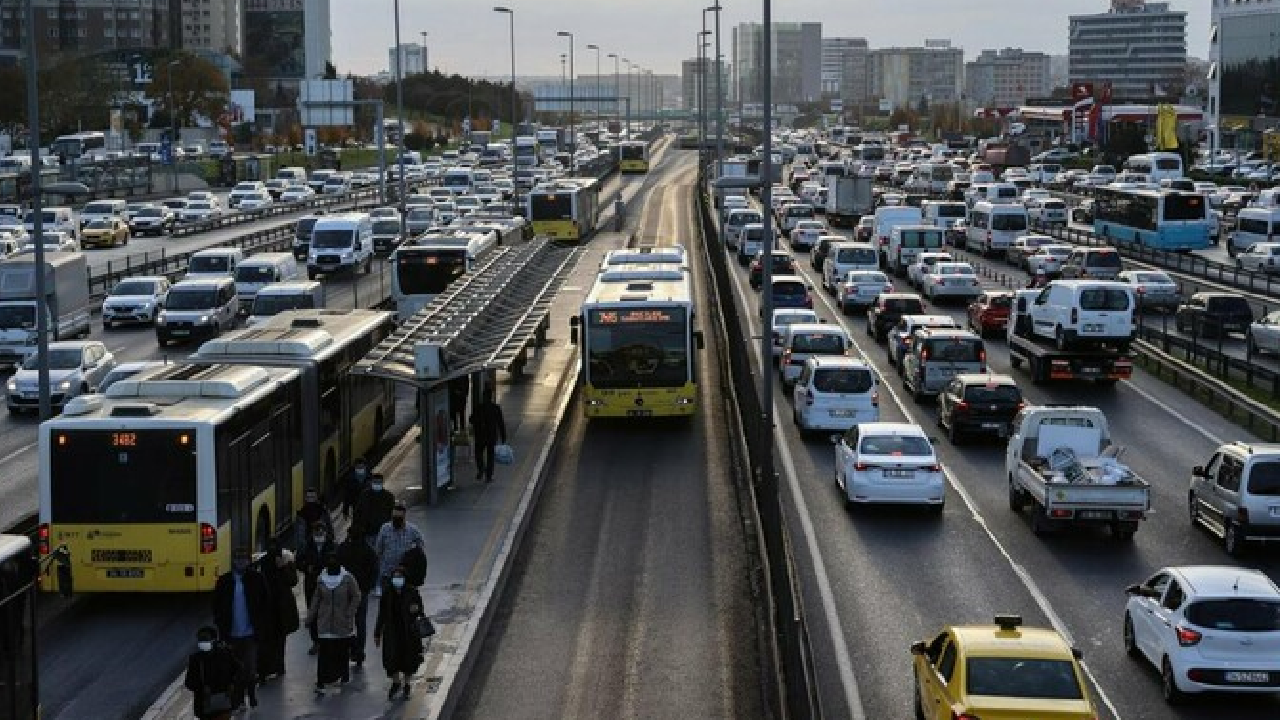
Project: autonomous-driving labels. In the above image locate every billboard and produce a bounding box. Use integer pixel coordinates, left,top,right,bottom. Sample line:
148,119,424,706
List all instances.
244,0,306,79
1220,12,1280,120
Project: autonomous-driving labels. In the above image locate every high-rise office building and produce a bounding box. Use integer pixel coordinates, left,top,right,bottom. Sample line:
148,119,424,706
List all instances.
1068,0,1187,100
242,0,329,80
389,43,427,77
1209,0,1280,128
731,21,821,104
682,56,728,112
0,0,181,57
821,37,869,102
965,48,1051,107
869,40,964,109
182,0,240,55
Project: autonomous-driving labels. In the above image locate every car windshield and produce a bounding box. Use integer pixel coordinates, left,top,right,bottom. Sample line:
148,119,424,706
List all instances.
24,348,82,370
311,229,355,249
0,305,36,328
188,203,212,211
1185,599,1280,632
963,383,1021,402
85,220,112,229
1206,297,1251,313
189,256,230,273
1078,288,1130,311
772,281,806,296
790,332,845,353
373,220,403,234
923,339,982,361
813,368,873,393
1246,462,1280,495
965,658,1084,700
984,295,1013,308
774,313,814,329
1132,272,1172,283
112,280,157,296
136,208,164,218
849,272,888,284
935,264,974,275
1089,252,1122,268
836,246,878,264
991,214,1028,231
882,298,924,313
165,289,218,310
235,265,277,282
858,434,932,456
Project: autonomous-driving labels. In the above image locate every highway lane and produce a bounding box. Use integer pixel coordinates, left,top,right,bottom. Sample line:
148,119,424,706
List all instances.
714,192,1280,719
456,153,765,720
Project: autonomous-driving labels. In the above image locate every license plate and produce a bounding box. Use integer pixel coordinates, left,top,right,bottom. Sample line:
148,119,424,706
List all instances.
1080,366,1101,374
1079,510,1112,520
1270,506,1280,518
828,409,855,418
982,422,1002,429
1083,324,1103,332
171,329,189,336
1225,671,1270,684
627,409,652,417
106,569,145,579
884,469,915,479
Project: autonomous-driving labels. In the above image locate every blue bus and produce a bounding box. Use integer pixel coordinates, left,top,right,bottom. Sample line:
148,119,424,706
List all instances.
1093,186,1212,252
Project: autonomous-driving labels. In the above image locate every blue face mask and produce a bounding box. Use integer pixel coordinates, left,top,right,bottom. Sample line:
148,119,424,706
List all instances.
391,577,406,589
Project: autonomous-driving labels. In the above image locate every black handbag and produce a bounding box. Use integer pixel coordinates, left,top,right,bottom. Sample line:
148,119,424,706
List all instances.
416,614,436,639
200,660,234,715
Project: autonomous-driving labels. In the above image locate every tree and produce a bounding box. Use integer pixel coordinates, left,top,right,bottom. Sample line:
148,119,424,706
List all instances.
144,53,229,130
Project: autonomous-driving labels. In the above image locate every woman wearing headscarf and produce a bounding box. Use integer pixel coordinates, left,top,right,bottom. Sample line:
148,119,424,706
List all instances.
373,566,425,700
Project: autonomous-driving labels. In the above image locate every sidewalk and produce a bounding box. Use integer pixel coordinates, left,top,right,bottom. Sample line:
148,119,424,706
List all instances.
142,230,626,720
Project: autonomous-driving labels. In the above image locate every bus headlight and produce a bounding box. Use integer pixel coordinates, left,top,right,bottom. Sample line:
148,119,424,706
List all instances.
675,397,694,405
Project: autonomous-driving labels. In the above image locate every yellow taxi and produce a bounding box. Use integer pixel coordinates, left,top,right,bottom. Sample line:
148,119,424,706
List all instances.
910,614,1098,720
81,218,130,248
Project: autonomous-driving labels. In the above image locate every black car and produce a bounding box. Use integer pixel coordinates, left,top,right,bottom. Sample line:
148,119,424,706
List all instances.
865,292,927,342
1175,292,1255,338
811,235,839,271
936,373,1023,444
750,251,798,290
293,214,324,260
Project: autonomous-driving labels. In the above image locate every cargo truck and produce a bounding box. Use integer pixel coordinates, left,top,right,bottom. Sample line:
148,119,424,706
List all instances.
1006,289,1134,385
0,252,91,367
825,174,875,227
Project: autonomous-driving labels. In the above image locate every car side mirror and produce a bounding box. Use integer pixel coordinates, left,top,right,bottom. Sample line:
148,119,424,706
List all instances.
909,640,927,656
1125,583,1145,596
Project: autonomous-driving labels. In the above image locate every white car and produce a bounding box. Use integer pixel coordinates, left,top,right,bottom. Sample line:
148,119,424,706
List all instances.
1124,565,1280,703
180,201,221,222
790,356,879,434
770,308,820,359
833,422,944,512
1236,242,1280,274
102,276,170,328
22,231,79,253
1026,244,1073,274
922,262,981,302
236,192,273,211
1026,197,1069,225
907,252,954,290
720,194,749,220
789,219,826,251
279,184,315,203
837,270,894,314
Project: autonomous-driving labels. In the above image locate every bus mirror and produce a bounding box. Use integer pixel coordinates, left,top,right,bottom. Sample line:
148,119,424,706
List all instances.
55,546,73,597
694,330,705,350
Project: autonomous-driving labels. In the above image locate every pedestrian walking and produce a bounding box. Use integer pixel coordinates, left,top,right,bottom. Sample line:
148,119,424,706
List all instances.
374,503,425,590
351,474,395,544
297,522,336,653
337,530,379,666
306,552,362,694
341,457,372,520
373,567,425,701
448,375,470,432
184,626,242,720
470,387,507,482
295,487,334,547
254,539,300,681
211,547,272,708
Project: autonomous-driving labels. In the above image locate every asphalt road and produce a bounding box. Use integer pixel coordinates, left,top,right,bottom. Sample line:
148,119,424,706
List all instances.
455,152,765,720
717,190,1280,720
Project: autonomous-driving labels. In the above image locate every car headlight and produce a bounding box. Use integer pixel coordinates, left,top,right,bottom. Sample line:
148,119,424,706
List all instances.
155,313,167,326
198,315,212,324
59,379,73,391
6,379,15,391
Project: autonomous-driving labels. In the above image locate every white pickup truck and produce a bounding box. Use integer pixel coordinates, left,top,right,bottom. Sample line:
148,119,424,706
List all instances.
1005,405,1150,541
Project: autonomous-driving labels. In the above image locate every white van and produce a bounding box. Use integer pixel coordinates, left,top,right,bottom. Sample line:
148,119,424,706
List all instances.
233,252,300,308
1024,279,1136,350
276,166,308,183
1229,205,1280,256
873,206,923,267
922,201,967,234
246,281,325,326
307,212,375,277
886,225,945,277
186,247,244,280
967,201,1028,257
984,183,1021,205
822,242,880,291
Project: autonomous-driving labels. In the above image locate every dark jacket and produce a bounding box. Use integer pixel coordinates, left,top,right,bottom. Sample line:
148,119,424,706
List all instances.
374,582,425,675
337,537,379,594
296,536,335,583
184,644,242,719
351,487,396,538
470,400,507,446
212,568,274,642
255,549,300,635
295,501,334,545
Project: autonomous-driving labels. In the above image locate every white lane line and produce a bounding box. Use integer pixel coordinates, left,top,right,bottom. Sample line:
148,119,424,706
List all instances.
795,251,1126,720
724,245,868,719
1120,380,1226,445
0,442,35,466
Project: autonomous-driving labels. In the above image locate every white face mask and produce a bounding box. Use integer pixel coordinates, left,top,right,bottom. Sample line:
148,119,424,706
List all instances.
372,483,384,492
198,641,213,652
391,577,406,589
313,535,326,544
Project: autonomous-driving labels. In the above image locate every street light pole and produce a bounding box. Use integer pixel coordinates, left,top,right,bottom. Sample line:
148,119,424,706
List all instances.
708,2,724,180
419,31,428,73
625,59,633,134
759,0,775,489
494,7,519,217
24,0,50,420
586,44,601,125
167,58,179,194
608,53,620,132
557,31,575,150
392,0,408,243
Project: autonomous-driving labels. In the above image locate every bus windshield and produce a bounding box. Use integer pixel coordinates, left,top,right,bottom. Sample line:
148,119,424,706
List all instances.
1163,194,1206,221
396,250,466,295
530,194,571,220
49,429,198,523
0,535,38,720
586,307,689,389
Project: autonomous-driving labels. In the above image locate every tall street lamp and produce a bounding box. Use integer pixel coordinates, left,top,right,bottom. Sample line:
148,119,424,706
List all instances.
759,0,776,493
392,0,408,244
419,31,428,73
559,54,567,125
167,58,180,193
493,6,519,216
608,52,620,132
707,2,724,179
24,0,51,420
586,43,602,124
624,59,634,133
557,31,575,150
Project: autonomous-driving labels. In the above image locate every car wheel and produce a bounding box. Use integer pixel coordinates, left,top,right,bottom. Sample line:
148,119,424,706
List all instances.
1123,613,1142,660
1161,658,1186,705
103,320,113,330
1224,521,1245,557
912,674,926,720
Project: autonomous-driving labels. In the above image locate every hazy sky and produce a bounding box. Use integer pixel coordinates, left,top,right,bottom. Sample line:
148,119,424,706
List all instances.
331,0,1210,78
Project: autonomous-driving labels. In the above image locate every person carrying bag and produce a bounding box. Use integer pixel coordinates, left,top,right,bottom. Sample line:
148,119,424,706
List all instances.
184,626,242,719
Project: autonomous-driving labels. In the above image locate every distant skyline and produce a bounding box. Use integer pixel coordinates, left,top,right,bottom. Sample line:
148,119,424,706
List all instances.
332,0,1208,78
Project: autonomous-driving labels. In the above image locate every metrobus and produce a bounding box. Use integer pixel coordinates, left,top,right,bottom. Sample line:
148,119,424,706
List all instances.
49,132,106,161
0,534,38,719
1093,186,1212,251
1122,152,1183,184
526,178,601,241
390,226,501,320
618,140,651,173
37,310,397,592
572,267,702,418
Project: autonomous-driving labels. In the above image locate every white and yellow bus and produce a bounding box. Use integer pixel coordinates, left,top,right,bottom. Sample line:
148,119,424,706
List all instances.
526,178,601,241
572,268,702,418
37,309,396,593
618,140,651,173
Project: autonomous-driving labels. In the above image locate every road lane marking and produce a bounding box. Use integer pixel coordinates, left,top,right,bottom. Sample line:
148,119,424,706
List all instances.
0,442,35,466
1119,381,1226,445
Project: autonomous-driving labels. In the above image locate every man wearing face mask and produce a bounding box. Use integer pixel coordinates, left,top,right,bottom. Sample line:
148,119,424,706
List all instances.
352,473,396,547
212,548,272,709
306,552,362,694
341,457,371,521
297,522,335,655
374,503,425,592
184,626,242,720
373,566,425,700
336,530,379,666
295,487,334,549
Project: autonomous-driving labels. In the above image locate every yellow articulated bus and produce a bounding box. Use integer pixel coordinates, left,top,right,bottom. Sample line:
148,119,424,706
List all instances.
37,309,396,593
526,178,601,241
572,263,703,418
618,140,651,173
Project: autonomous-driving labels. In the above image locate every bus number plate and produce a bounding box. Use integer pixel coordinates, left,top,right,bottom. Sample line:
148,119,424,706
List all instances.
106,568,145,579
1079,510,1112,520
627,409,653,417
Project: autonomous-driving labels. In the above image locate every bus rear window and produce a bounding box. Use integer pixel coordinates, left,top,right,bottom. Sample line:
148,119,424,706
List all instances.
991,214,1027,232
1164,194,1206,221
50,430,197,523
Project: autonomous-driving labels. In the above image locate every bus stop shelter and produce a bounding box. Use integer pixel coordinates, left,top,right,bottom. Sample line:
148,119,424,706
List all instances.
354,238,582,503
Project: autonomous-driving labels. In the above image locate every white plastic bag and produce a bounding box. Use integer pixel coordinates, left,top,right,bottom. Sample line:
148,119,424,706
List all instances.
494,443,514,465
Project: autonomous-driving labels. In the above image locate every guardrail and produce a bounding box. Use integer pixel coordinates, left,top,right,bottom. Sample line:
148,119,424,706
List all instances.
170,185,381,237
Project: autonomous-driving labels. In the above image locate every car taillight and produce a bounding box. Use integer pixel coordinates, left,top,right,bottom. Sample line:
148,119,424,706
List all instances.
884,284,894,292
782,350,792,365
854,462,870,471
954,400,970,414
1136,286,1145,294
200,523,217,554
925,464,942,472
38,523,50,556
978,349,987,364
1238,506,1250,525
933,277,943,285
920,348,930,361
1176,625,1203,646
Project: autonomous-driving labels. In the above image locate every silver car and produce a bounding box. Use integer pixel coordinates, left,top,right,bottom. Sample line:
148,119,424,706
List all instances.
1247,310,1280,355
921,262,981,302
6,340,116,414
1117,270,1180,311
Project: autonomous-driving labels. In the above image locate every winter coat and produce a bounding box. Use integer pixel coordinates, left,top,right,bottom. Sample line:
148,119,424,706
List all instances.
255,549,300,635
337,538,379,594
211,569,274,642
294,501,334,546
184,645,242,719
296,536,335,581
306,569,362,639
470,400,507,446
351,488,396,538
374,582,425,675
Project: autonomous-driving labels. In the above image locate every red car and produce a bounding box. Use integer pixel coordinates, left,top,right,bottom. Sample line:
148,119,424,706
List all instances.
967,291,1013,338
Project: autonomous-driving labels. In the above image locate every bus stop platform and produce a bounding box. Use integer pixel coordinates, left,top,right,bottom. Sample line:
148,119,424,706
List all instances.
141,231,626,720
